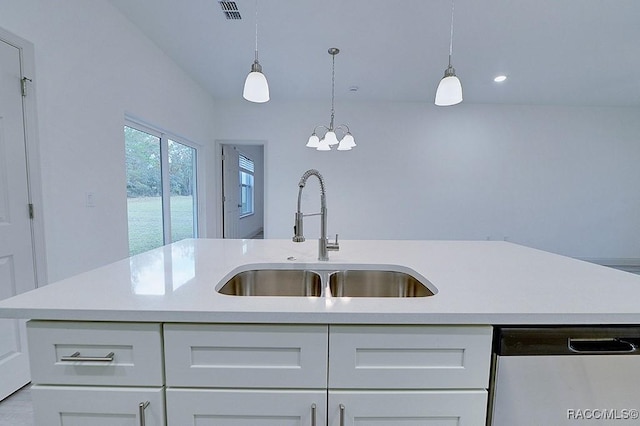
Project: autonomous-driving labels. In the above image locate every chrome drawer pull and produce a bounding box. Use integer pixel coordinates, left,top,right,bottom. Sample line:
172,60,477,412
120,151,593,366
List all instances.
339,404,345,426
139,401,150,426
311,403,316,426
60,351,115,362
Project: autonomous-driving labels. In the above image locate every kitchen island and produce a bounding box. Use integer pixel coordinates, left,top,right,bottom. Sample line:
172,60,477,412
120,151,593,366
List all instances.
2,239,640,425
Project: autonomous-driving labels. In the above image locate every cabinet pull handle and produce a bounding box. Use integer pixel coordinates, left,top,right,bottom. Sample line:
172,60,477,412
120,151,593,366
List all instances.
60,351,115,362
339,404,345,426
139,401,150,426
311,403,316,426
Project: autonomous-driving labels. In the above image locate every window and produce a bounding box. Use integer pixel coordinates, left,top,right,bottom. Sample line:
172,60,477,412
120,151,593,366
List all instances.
239,154,254,217
125,122,198,255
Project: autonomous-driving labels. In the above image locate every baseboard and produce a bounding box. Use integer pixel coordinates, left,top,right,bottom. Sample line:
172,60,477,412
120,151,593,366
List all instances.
243,227,264,239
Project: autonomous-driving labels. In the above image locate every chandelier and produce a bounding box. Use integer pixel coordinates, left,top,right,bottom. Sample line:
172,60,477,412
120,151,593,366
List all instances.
306,48,356,151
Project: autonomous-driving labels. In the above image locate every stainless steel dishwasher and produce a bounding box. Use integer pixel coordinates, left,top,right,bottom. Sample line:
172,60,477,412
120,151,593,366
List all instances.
488,327,640,425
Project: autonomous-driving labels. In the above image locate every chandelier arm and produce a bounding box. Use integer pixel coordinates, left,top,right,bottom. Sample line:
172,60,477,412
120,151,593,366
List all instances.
334,124,351,138
313,125,330,135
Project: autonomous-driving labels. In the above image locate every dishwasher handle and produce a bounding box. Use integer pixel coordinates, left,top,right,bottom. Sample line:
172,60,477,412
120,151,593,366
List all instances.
568,337,638,354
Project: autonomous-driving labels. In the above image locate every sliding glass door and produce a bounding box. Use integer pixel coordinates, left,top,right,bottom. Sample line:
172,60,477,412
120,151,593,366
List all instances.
125,123,198,255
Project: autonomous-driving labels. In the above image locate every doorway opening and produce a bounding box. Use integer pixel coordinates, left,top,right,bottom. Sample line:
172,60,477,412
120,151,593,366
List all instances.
219,142,265,239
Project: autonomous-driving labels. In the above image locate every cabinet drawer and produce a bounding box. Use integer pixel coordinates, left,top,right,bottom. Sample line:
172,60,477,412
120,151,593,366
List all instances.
329,325,492,389
328,390,487,426
167,388,326,425
164,324,328,388
27,321,163,386
32,385,165,426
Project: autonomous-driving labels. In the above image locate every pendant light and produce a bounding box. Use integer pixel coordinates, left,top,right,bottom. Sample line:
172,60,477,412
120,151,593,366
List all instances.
243,0,269,103
307,48,356,151
435,0,463,106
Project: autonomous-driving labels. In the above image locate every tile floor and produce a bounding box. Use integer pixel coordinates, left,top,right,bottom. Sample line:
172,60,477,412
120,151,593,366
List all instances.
0,384,33,426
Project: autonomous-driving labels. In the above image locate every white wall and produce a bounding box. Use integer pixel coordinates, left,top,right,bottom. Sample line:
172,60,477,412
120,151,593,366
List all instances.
213,100,640,260
2,0,639,281
0,0,217,282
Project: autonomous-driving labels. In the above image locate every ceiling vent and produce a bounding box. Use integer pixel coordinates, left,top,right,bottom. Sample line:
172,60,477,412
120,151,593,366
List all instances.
219,1,241,20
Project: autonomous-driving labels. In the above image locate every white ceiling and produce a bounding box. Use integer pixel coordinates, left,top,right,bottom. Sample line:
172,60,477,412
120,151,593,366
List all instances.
109,0,640,106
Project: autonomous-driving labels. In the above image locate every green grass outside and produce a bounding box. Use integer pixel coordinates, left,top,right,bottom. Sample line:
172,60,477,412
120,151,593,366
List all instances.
127,196,195,256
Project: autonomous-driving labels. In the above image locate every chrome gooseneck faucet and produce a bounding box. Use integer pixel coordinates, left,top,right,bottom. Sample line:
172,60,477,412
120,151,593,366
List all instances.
293,169,339,261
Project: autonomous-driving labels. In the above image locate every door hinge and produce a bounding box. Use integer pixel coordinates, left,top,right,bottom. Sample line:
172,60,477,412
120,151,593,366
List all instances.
21,77,32,97
28,203,34,219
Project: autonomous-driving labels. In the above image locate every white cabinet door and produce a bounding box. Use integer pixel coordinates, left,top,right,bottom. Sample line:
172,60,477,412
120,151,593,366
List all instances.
329,325,492,389
166,388,326,426
328,390,488,426
165,323,328,388
31,385,164,426
27,321,163,386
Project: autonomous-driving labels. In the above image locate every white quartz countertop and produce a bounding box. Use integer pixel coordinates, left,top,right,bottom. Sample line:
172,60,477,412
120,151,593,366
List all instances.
2,239,640,324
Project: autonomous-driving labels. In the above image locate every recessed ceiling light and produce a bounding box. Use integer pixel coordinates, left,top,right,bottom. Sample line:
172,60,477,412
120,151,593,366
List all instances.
494,75,507,83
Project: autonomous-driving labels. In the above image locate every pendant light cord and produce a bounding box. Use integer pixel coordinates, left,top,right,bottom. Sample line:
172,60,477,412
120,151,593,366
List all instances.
254,0,259,62
448,0,455,67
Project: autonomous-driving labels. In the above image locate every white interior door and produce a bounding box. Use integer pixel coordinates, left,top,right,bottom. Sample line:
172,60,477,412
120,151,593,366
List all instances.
222,144,240,238
0,38,37,400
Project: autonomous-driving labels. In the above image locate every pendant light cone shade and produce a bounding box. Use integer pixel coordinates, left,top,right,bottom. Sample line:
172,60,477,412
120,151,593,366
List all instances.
243,66,270,103
435,67,463,106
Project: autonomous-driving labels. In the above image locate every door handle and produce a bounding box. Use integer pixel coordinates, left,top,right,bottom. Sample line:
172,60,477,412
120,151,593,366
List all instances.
60,351,115,362
339,404,345,426
311,403,316,426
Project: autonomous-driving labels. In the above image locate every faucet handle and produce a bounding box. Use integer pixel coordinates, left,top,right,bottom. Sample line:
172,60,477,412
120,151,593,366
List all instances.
327,234,340,251
293,213,305,242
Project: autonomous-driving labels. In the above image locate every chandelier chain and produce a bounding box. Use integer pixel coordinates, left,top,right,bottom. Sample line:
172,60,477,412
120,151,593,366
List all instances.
330,52,335,130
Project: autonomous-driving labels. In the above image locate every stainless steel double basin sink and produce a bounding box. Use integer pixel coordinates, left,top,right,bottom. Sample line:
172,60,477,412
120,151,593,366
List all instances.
217,268,436,298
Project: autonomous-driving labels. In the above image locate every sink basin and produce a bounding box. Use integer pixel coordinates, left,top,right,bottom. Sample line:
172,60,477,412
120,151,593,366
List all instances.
328,270,434,297
218,269,322,297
